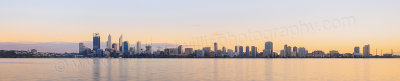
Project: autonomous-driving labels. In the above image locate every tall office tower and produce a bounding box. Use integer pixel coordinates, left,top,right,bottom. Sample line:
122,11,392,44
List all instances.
136,41,142,54
280,50,285,57
112,43,118,51
222,47,226,54
251,46,257,57
354,46,360,56
235,46,238,53
93,33,101,50
106,34,112,49
264,41,273,57
119,35,123,52
178,45,182,54
214,42,218,52
283,45,292,58
363,44,370,57
79,42,86,54
298,47,306,57
203,47,212,56
287,46,292,57
283,45,288,57
293,46,298,57
123,41,129,55
239,46,244,56
145,45,152,54
245,46,250,56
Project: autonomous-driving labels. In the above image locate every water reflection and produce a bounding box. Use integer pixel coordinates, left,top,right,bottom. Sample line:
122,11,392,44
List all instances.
0,58,399,81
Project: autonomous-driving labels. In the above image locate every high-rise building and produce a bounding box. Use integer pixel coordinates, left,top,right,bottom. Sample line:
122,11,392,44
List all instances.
251,46,257,57
363,44,370,57
93,33,101,51
227,49,234,57
119,35,123,52
282,45,292,58
178,45,182,54
245,46,250,56
280,50,285,57
264,41,273,57
354,46,360,56
136,41,142,54
235,46,238,53
112,43,118,51
287,46,292,57
222,46,226,54
203,47,212,56
214,42,218,52
123,41,129,55
298,47,308,57
79,42,86,54
292,46,298,57
145,45,152,54
239,46,244,56
106,34,112,49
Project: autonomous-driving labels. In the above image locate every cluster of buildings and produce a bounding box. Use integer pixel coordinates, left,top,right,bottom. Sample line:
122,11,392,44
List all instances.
0,49,76,57
78,33,396,58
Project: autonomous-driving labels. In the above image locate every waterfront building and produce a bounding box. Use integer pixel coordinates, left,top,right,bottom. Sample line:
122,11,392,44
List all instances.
184,48,194,55
93,33,101,50
123,41,129,55
363,44,370,57
106,34,112,49
119,35,123,52
264,41,273,57
137,41,142,54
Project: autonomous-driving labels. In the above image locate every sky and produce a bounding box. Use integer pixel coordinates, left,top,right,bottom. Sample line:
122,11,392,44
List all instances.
0,0,400,54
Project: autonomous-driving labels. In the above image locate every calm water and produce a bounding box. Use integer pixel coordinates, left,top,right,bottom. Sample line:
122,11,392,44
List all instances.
0,58,399,81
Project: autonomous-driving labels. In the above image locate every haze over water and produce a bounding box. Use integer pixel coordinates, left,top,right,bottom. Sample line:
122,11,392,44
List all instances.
0,58,399,81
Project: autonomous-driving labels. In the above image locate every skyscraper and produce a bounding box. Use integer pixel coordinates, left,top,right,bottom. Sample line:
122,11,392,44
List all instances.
363,44,370,57
178,45,182,54
93,33,101,50
293,46,298,57
287,46,292,57
239,46,244,56
246,46,250,56
222,46,226,54
79,42,86,54
106,34,112,49
119,35,123,52
235,46,238,53
354,46,360,56
145,45,152,54
298,47,308,58
123,41,129,55
214,42,218,52
136,41,141,54
282,45,292,58
203,47,212,57
251,46,257,57
264,41,273,57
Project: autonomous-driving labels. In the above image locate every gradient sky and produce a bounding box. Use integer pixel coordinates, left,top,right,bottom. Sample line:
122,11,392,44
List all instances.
1,0,400,54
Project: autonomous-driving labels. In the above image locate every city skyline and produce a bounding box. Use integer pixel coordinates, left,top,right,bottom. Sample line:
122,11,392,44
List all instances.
0,33,400,55
76,33,397,56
